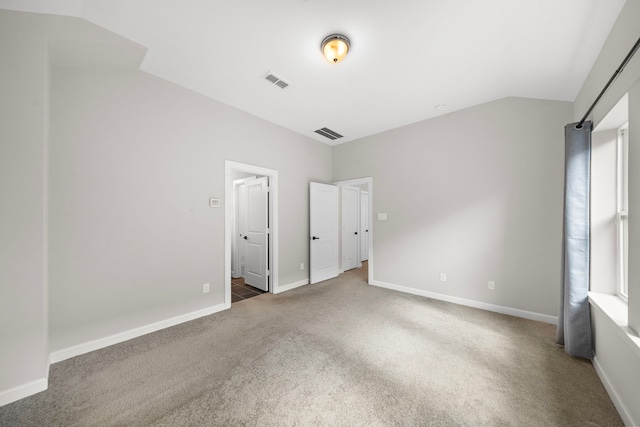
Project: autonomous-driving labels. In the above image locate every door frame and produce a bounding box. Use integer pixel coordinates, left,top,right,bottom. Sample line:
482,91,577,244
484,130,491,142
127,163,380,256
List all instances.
334,177,373,284
360,190,369,262
225,160,279,306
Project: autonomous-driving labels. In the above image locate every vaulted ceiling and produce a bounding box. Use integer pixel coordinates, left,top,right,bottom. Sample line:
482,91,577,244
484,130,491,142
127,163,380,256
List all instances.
1,0,627,144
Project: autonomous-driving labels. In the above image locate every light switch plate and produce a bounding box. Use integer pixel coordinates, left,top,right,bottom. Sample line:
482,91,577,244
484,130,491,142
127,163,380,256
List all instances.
377,213,388,221
209,198,220,208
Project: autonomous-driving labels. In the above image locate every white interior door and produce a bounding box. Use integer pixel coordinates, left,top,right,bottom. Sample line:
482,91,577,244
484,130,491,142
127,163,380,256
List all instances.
341,186,360,271
243,176,269,291
310,182,339,284
360,191,369,261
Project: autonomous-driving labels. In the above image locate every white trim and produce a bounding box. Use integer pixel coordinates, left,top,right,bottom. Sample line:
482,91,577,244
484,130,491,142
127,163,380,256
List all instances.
371,280,558,325
0,378,48,407
592,356,637,427
49,303,228,364
589,292,640,359
616,124,629,300
274,279,309,294
225,161,279,301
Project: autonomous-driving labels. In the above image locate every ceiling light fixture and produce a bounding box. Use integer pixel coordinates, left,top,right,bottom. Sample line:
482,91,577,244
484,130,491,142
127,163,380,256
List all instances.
321,34,350,64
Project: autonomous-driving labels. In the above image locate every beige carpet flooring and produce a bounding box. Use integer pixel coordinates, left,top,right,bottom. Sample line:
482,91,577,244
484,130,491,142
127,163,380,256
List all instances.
0,267,622,426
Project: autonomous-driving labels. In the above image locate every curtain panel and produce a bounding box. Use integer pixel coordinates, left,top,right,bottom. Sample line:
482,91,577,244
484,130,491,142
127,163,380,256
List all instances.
556,121,593,359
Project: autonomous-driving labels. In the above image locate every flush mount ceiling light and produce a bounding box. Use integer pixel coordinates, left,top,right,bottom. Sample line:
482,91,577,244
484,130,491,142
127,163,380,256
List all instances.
321,34,350,64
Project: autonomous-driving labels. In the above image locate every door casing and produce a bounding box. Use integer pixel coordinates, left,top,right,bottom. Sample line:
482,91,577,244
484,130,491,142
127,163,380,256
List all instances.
360,191,369,262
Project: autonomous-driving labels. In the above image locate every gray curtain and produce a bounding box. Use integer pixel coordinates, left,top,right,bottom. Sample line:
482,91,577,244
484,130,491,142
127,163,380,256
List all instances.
556,121,592,359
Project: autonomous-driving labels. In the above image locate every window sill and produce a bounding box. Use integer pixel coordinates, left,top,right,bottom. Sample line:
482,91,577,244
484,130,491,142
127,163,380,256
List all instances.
588,292,640,359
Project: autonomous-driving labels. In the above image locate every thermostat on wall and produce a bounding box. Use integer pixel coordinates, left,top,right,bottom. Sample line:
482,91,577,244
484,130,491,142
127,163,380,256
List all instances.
209,198,220,208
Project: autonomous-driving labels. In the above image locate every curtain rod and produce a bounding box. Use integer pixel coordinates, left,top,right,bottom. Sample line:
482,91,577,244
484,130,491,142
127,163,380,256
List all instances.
576,36,640,129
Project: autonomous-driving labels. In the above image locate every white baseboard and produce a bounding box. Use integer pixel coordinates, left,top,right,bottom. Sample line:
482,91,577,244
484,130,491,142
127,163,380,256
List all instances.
371,280,558,325
0,378,48,407
50,303,228,364
275,279,309,294
592,355,637,426
49,277,314,366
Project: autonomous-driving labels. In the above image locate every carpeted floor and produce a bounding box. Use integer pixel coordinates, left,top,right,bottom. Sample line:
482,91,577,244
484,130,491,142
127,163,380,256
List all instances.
0,268,623,426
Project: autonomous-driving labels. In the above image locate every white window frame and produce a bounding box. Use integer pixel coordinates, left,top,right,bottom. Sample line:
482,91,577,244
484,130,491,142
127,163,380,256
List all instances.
616,123,629,300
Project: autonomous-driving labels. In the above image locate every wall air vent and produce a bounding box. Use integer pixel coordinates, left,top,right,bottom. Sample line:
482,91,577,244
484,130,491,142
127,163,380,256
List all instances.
262,71,290,90
314,127,343,140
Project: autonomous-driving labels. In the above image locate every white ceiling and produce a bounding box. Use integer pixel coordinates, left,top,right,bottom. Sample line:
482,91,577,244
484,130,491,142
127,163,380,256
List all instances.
1,0,627,144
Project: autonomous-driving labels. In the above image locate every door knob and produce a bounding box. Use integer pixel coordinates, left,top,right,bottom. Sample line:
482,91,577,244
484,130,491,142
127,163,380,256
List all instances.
354,232,358,235
243,236,248,240
312,236,320,240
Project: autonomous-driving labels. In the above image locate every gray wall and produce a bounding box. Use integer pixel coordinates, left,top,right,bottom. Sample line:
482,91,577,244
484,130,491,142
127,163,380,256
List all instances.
0,9,145,400
573,0,640,129
0,10,49,394
0,9,331,400
49,65,331,351
333,97,571,318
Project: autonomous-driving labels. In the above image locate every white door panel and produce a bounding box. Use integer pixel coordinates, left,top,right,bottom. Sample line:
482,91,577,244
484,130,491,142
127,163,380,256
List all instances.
341,186,359,271
243,176,268,291
310,182,339,284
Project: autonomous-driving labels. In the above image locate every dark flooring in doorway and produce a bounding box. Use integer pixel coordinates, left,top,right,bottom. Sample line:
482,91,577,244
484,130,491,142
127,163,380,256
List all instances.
231,277,266,303
232,261,368,304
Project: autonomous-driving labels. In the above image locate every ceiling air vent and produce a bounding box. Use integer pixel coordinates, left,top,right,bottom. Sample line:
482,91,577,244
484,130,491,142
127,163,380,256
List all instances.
314,127,343,140
262,71,290,90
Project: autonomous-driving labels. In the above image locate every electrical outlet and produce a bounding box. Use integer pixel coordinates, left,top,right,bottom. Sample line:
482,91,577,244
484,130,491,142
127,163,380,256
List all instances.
488,281,495,290
300,263,304,271
203,283,210,294
440,273,447,282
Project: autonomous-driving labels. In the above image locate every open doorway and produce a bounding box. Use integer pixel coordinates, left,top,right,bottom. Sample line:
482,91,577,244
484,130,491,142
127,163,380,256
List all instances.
231,174,268,302
225,161,279,307
334,177,373,284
